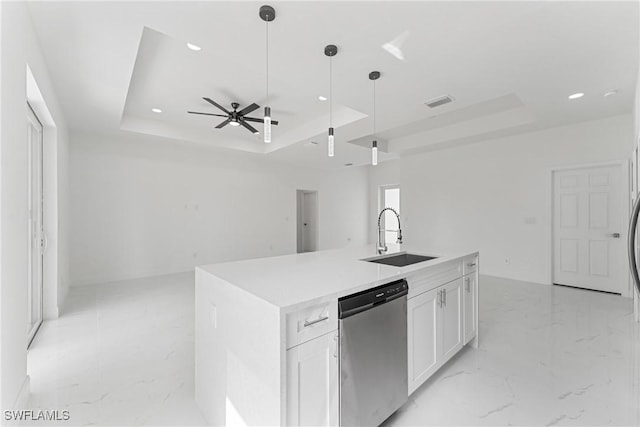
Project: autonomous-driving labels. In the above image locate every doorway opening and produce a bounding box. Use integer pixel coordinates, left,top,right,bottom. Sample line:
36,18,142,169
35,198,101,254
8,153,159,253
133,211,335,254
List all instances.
551,163,626,295
27,102,44,348
379,185,401,244
297,190,318,253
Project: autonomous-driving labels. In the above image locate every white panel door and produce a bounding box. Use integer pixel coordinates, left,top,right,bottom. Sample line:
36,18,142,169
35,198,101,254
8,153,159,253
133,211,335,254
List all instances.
286,331,338,427
553,166,624,293
302,191,317,252
407,288,439,395
27,104,44,348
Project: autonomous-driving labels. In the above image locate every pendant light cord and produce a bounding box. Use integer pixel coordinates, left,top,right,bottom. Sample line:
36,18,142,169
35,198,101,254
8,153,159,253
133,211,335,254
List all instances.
265,18,269,106
329,55,333,126
373,78,376,137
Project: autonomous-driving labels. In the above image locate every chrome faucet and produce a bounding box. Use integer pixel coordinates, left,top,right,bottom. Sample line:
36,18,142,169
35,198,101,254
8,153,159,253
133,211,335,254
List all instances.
377,207,402,254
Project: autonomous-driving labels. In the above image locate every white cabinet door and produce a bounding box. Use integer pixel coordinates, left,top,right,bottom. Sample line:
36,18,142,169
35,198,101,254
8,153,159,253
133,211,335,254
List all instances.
440,278,463,363
407,288,439,395
463,274,477,345
286,331,338,427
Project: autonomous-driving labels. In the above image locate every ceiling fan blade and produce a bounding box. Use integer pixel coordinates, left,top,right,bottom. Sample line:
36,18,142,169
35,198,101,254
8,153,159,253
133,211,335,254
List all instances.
243,116,279,125
188,111,229,118
203,97,230,114
240,120,259,134
215,119,231,129
237,103,260,116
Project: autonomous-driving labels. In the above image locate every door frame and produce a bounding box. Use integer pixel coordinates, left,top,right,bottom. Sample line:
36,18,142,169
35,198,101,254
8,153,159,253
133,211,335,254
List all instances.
26,64,62,322
27,102,44,348
548,161,630,296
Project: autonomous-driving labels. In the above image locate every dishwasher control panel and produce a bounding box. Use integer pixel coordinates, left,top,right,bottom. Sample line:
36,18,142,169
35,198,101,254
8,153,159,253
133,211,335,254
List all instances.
338,279,408,319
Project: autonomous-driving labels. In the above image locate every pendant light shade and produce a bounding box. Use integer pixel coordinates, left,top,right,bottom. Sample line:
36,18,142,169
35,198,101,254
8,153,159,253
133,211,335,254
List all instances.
372,140,378,165
369,71,381,166
260,5,275,143
325,44,338,157
328,127,335,157
264,106,272,143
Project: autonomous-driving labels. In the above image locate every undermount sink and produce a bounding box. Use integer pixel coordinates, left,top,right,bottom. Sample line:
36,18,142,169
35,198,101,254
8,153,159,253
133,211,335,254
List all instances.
364,253,438,267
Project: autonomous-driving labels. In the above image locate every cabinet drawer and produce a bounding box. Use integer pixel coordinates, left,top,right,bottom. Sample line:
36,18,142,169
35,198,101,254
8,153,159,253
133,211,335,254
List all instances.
286,301,338,349
463,254,478,276
407,259,462,299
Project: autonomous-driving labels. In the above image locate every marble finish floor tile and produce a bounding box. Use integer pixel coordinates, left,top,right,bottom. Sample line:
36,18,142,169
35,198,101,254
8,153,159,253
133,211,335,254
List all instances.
21,272,207,426
18,273,640,426
385,277,640,427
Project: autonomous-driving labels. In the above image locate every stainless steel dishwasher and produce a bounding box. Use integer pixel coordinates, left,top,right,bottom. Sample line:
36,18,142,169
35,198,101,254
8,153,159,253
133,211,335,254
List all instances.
338,279,408,426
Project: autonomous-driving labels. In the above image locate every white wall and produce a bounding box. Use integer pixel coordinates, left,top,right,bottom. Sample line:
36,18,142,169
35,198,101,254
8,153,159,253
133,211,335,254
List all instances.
0,1,70,411
69,132,369,286
369,114,632,285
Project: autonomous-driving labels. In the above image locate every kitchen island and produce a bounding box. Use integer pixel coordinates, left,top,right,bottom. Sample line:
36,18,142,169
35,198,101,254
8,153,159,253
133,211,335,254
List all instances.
195,245,479,426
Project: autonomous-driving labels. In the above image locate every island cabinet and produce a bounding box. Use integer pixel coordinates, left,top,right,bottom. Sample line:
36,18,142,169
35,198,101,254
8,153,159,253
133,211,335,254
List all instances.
462,253,479,345
285,300,339,426
406,256,478,395
195,247,478,427
286,331,339,426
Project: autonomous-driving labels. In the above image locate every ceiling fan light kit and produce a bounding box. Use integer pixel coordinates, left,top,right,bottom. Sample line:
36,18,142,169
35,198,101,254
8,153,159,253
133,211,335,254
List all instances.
187,98,272,134
186,5,386,167
325,44,338,157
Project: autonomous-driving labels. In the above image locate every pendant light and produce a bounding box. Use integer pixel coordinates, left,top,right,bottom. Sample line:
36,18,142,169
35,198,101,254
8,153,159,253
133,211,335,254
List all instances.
325,44,338,157
260,5,275,143
370,71,380,166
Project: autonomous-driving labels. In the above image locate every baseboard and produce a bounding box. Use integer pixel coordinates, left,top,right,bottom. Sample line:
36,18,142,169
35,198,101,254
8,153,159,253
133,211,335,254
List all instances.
70,268,195,288
43,304,59,320
12,375,30,410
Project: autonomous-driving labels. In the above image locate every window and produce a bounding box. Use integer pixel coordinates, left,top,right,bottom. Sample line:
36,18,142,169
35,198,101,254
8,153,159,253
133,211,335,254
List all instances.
379,185,400,245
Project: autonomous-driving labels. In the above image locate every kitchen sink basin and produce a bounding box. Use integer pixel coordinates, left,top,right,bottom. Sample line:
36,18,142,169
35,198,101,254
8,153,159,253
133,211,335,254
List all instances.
364,253,437,267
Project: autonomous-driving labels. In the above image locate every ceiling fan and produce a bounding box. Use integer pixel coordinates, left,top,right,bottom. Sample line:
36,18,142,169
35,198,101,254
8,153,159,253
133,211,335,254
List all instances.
187,97,279,135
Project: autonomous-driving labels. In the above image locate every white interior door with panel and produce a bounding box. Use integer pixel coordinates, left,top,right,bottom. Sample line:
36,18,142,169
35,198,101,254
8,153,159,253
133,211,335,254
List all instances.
553,165,624,294
27,104,44,347
302,191,317,253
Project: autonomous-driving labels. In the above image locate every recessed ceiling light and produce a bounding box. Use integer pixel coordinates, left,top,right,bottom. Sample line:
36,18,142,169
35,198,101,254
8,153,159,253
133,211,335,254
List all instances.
151,108,162,113
604,90,619,97
568,92,584,100
318,95,327,101
186,43,201,51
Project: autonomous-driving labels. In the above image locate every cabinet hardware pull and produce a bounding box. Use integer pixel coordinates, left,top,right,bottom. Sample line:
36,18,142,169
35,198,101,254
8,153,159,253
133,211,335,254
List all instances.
303,315,329,327
467,262,476,267
438,290,443,307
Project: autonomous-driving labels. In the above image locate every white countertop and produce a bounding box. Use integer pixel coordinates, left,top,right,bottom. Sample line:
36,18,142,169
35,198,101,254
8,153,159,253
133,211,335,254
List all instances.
197,244,477,311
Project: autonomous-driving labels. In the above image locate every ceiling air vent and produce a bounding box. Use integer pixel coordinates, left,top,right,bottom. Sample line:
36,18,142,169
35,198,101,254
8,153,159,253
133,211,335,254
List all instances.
424,95,454,108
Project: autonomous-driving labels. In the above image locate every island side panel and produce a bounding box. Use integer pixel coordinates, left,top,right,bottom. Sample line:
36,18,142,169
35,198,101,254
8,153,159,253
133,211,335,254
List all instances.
196,267,283,426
